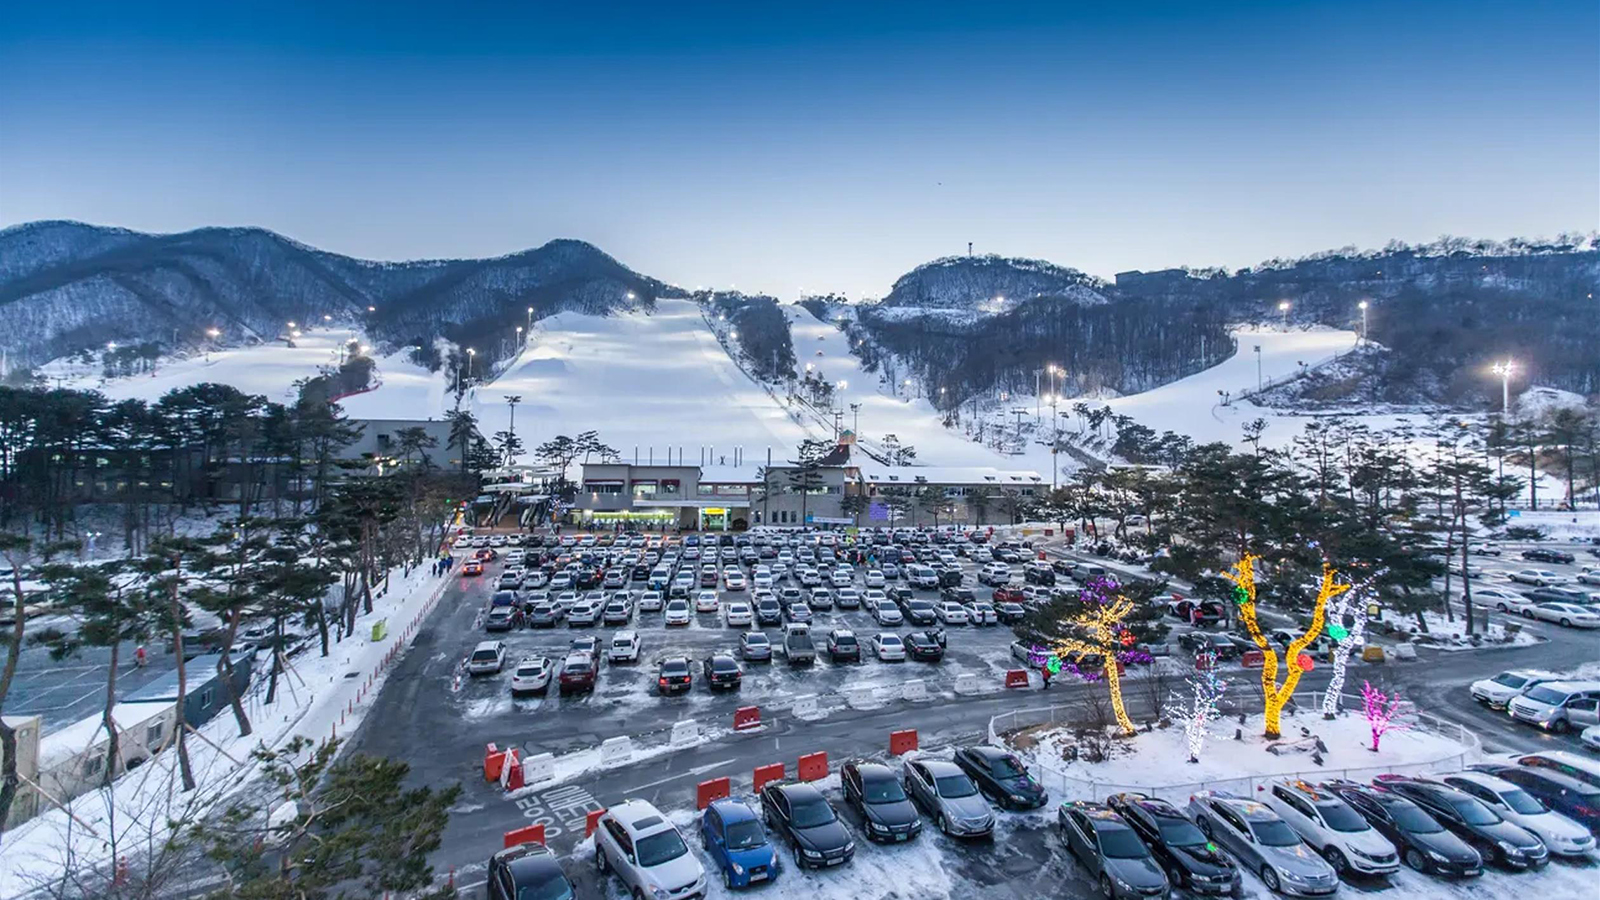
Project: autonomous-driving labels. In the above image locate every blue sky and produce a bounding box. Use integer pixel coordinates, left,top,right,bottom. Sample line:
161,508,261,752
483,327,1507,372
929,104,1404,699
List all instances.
2,1,1594,296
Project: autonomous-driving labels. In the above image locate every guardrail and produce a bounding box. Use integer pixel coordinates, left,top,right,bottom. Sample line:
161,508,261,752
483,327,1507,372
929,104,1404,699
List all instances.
988,690,1480,803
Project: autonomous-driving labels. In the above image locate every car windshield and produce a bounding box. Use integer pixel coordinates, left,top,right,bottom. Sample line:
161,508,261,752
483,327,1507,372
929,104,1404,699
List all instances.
791,799,836,828
1318,803,1369,833
1450,798,1501,826
935,775,978,798
1250,819,1302,847
513,871,574,900
990,755,1025,779
1499,788,1546,815
635,829,689,867
1156,816,1207,848
863,778,907,804
1522,686,1566,705
724,819,766,850
1390,803,1443,833
472,649,498,661
1098,825,1150,859
835,635,857,647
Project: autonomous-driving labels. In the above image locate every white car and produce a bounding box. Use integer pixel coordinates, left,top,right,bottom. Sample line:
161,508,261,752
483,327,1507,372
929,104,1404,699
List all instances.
1262,779,1399,876
873,600,904,626
695,590,721,613
1439,772,1596,857
509,655,554,694
1508,569,1568,587
752,568,773,589
962,601,999,626
639,590,664,611
608,630,642,663
1526,602,1600,628
505,548,525,564
664,599,691,626
872,632,907,661
593,799,707,900
835,588,861,608
467,640,507,675
1473,587,1530,613
1578,568,1600,587
1581,724,1600,751
935,601,970,625
864,570,886,588
724,571,748,591
829,569,853,588
522,569,550,589
488,535,508,547
725,601,753,627
1471,670,1557,709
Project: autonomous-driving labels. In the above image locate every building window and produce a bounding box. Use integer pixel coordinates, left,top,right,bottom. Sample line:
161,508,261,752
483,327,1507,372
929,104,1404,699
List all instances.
199,688,215,709
84,754,105,777
146,722,164,745
583,482,624,495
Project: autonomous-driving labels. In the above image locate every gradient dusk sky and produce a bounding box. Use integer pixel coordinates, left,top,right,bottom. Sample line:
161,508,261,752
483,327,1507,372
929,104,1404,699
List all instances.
2,1,1595,297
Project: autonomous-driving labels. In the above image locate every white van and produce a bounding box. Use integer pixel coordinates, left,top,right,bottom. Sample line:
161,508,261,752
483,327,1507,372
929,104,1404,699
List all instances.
908,566,940,590
1508,681,1600,733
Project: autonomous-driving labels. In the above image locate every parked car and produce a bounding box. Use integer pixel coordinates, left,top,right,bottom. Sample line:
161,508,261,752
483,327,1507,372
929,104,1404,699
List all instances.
1477,587,1537,614
608,630,642,664
1525,602,1600,628
737,631,773,663
485,607,520,632
994,600,1027,624
467,640,508,675
1509,749,1600,789
664,599,692,626
903,631,945,662
902,598,938,626
1470,669,1557,709
566,600,603,628
1057,801,1170,899
1321,780,1481,878
1185,791,1340,896
759,782,855,868
904,759,994,838
1469,764,1600,836
1372,776,1548,870
963,601,999,626
1439,771,1595,857
557,651,598,695
657,657,694,695
602,599,632,626
700,798,780,888
1106,793,1241,896
1578,567,1600,586
594,799,707,900
954,745,1047,810
1261,778,1399,876
841,761,922,843
725,601,753,627
934,601,970,626
1508,569,1569,587
508,655,554,695
872,632,906,662
486,842,576,900
826,629,861,663
1508,680,1600,733
783,624,816,665
1522,548,1576,565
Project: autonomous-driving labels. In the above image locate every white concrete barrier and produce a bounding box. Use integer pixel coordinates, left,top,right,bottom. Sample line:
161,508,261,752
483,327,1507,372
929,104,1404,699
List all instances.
599,736,633,766
671,720,701,746
844,685,877,709
792,695,821,719
954,673,982,696
522,752,555,785
902,679,928,702
1392,643,1417,660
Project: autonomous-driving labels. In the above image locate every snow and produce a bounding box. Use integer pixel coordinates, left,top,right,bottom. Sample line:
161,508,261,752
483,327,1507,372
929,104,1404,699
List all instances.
1515,386,1588,419
1004,705,1477,804
0,562,454,898
1398,611,1542,652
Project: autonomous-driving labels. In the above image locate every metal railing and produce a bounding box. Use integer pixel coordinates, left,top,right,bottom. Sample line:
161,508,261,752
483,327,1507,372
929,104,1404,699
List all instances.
988,691,1480,804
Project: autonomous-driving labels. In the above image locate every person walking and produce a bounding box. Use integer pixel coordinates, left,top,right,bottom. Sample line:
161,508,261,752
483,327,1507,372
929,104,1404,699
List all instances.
1040,664,1052,690
135,645,147,668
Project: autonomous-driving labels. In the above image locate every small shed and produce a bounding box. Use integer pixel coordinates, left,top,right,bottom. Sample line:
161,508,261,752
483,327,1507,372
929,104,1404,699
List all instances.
123,650,254,728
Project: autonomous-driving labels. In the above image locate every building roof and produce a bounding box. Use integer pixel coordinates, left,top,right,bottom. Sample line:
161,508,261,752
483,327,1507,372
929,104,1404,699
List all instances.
697,464,766,484
858,465,1043,486
38,701,174,770
122,651,249,703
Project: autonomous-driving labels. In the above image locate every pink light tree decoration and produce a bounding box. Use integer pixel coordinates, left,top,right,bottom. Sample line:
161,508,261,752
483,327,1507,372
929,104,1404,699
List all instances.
1361,680,1410,752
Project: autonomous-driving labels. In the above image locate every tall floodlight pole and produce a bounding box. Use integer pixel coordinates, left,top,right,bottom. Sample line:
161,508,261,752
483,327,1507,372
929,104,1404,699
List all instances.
850,402,861,436
1357,300,1369,344
1491,360,1517,415
506,395,522,465
1254,345,1263,391
1278,300,1291,330
467,348,477,383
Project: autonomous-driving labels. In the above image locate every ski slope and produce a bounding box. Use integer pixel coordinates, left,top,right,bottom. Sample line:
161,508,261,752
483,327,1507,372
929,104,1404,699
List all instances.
45,330,360,404
473,300,814,466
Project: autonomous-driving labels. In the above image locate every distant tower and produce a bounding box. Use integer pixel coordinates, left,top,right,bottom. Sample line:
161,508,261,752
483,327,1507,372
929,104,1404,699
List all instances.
967,241,973,256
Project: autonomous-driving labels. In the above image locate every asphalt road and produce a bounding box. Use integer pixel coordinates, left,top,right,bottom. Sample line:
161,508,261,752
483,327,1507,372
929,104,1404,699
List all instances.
344,530,1600,897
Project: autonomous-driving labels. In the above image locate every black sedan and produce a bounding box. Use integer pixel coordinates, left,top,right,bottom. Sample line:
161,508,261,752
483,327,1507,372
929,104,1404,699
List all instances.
954,746,1048,810
1374,776,1548,870
841,761,922,843
1522,547,1576,564
994,600,1027,624
702,653,743,691
656,657,693,695
1326,781,1482,877
1106,793,1240,896
902,599,938,626
903,631,945,662
759,782,856,868
487,842,575,900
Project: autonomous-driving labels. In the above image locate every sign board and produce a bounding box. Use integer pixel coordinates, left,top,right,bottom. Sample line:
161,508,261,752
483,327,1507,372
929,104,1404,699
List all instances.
806,515,852,525
1507,509,1521,517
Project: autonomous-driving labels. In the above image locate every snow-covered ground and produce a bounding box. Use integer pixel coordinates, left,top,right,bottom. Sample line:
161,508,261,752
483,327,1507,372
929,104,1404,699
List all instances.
0,563,454,898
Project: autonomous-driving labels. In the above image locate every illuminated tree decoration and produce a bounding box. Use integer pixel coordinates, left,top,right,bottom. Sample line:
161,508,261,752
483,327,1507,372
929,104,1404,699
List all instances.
1360,680,1410,751
1320,571,1384,719
1176,650,1227,762
1051,576,1138,735
1224,554,1350,740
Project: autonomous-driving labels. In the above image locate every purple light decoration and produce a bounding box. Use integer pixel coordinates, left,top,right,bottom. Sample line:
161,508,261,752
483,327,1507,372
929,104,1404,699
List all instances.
1360,680,1409,752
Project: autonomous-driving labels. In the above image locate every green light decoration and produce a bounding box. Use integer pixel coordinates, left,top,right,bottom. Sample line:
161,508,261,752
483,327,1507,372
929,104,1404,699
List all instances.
1327,623,1349,641
1047,657,1062,674
1205,842,1219,853
1232,585,1251,606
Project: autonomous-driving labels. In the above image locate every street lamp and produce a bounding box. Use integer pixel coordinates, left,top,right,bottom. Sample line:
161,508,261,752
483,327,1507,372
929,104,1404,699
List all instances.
323,314,332,322
467,348,477,383
1277,300,1291,329
1357,300,1369,344
287,321,296,329
505,395,522,464
1254,345,1263,391
1491,360,1517,415
106,341,117,351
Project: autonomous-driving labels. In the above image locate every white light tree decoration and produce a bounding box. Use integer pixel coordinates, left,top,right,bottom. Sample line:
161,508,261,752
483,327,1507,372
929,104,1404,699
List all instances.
1176,650,1227,763
1320,570,1385,719
1361,680,1410,752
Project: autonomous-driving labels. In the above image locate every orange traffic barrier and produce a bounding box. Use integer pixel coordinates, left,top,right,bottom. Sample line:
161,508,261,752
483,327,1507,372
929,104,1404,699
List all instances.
585,809,606,838
1004,669,1030,689
696,777,731,810
889,729,918,755
503,824,546,847
733,706,762,731
484,743,503,781
797,751,828,782
1241,650,1265,668
753,763,785,793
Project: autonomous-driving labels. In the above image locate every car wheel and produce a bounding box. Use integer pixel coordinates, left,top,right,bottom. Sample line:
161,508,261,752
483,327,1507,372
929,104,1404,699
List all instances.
1496,603,1508,613
1560,618,1572,627
595,846,609,873
1099,874,1115,898
938,812,951,835
1551,719,1570,734
1165,863,1185,888
794,845,805,867
1260,865,1281,893
724,869,734,889
1323,847,1349,875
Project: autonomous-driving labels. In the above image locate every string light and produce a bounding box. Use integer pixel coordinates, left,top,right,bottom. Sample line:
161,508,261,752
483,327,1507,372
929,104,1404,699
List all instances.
1176,650,1227,762
1223,554,1350,739
1320,570,1385,718
1360,681,1410,752
1050,576,1138,735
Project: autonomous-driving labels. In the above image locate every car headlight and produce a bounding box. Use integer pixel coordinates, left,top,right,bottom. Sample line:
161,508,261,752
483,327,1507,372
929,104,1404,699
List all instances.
1279,868,1306,883
731,862,744,875
802,848,822,858
650,886,669,900
1498,840,1522,856
844,840,855,852
1427,850,1450,863
1011,793,1029,803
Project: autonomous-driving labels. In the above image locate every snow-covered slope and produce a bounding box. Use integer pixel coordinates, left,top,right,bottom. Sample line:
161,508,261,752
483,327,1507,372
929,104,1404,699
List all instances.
43,331,361,404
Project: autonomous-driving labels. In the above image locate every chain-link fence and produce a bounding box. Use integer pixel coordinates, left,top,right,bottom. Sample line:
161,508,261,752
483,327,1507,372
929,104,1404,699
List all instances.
989,691,1481,804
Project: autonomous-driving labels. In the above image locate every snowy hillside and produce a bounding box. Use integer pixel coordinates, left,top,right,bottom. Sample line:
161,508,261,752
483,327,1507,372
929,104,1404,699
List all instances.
879,253,1110,311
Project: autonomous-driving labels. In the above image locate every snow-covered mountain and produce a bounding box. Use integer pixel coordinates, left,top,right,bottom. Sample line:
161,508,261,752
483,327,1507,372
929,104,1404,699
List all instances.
0,221,668,371
879,254,1111,312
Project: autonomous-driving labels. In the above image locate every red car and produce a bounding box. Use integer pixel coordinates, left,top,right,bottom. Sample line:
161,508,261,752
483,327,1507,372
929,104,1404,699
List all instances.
474,547,498,561
992,586,1025,604
557,652,598,695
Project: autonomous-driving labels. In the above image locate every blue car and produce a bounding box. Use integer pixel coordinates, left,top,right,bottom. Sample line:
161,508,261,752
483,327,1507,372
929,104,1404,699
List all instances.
700,798,780,888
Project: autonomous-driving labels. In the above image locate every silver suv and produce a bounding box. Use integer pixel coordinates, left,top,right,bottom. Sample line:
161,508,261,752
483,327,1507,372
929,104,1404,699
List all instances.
594,799,707,900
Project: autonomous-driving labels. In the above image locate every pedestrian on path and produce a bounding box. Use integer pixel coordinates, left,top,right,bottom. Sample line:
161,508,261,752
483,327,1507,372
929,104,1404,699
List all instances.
1041,664,1052,690
135,645,147,668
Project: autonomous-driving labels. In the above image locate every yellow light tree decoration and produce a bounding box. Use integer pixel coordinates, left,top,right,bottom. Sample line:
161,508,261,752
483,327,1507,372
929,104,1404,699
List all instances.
1052,577,1137,736
1224,554,1350,740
